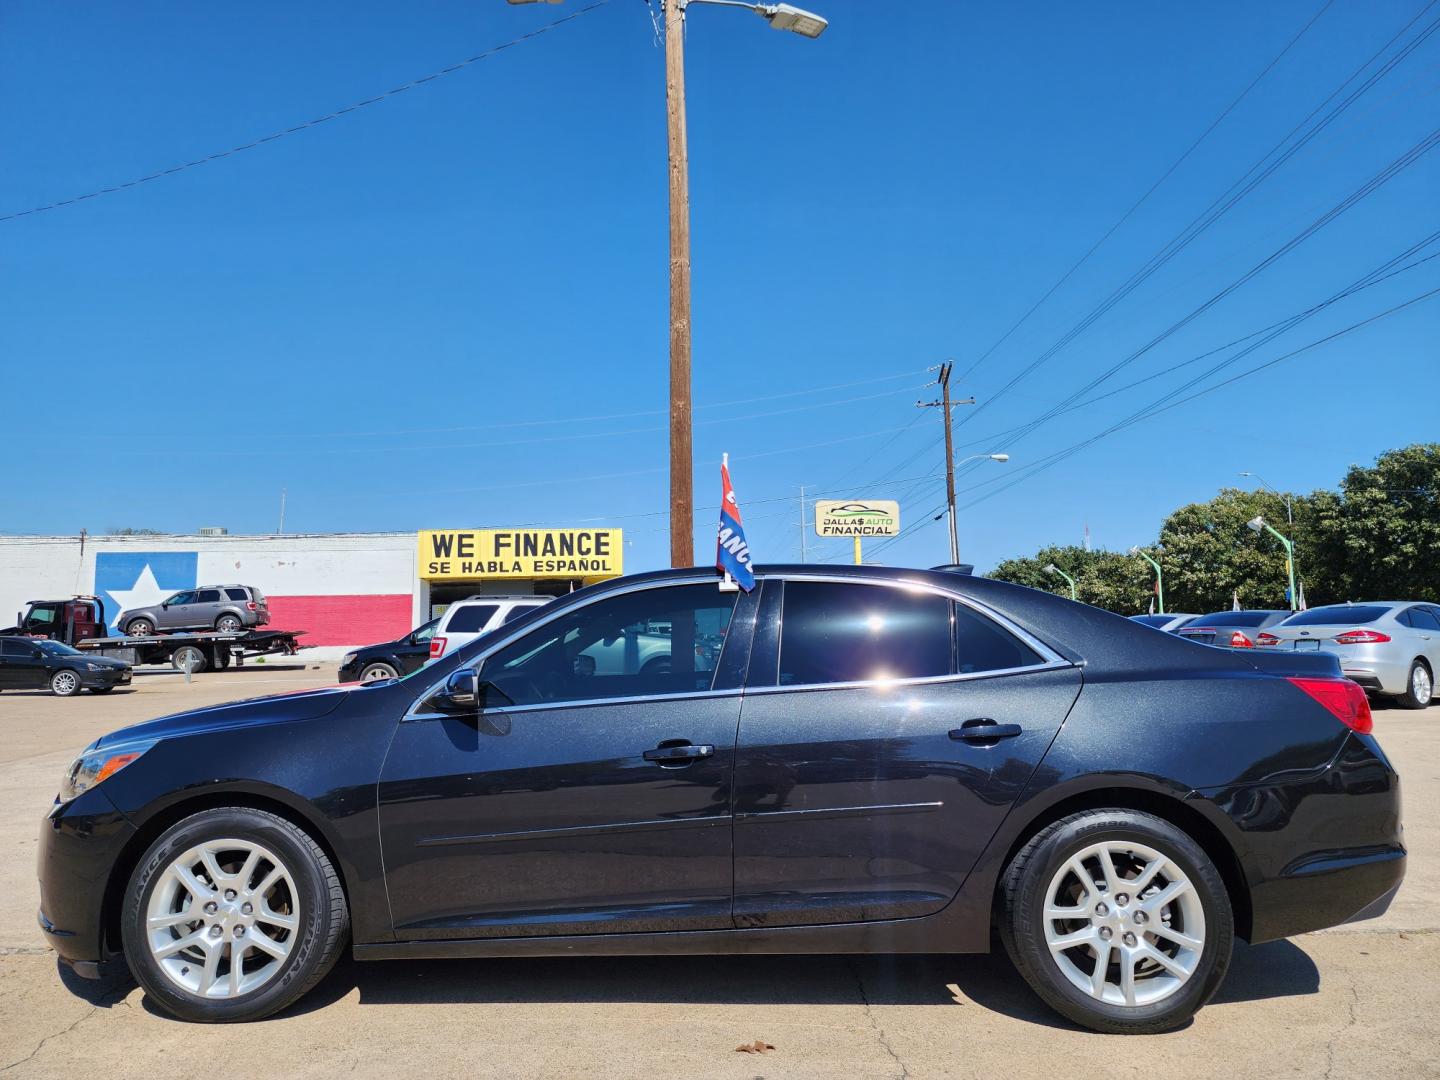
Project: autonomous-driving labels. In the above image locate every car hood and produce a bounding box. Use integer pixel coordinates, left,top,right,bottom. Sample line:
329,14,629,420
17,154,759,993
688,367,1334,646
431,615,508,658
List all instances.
77,655,128,669
93,682,360,748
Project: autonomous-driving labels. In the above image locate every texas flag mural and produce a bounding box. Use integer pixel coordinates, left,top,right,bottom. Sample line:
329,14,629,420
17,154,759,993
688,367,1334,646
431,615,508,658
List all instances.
716,454,756,591
96,551,198,634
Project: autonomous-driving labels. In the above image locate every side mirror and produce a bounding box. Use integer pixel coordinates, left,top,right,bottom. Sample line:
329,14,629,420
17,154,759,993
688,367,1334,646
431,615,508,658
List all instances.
433,669,479,713
31,648,44,659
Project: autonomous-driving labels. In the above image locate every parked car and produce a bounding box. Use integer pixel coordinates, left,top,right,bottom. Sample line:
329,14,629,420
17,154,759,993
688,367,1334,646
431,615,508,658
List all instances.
338,619,440,684
1258,601,1440,709
0,636,131,696
428,595,552,660
40,565,1403,1033
1128,613,1198,633
117,585,270,636
1176,609,1290,648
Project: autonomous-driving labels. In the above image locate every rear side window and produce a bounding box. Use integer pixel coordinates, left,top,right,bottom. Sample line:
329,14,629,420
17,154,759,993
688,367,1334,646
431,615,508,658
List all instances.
225,588,249,601
778,581,952,686
1409,608,1440,632
197,589,221,603
503,604,539,624
445,604,499,633
1282,605,1391,626
1193,611,1275,627
2,639,32,657
954,602,1040,673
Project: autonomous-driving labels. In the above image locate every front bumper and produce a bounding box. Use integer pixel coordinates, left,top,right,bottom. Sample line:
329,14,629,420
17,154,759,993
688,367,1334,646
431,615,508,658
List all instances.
36,787,137,968
78,666,131,689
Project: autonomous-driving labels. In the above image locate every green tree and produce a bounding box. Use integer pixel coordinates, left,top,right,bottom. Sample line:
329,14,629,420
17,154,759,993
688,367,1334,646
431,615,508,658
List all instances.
990,545,1154,613
1159,488,1298,612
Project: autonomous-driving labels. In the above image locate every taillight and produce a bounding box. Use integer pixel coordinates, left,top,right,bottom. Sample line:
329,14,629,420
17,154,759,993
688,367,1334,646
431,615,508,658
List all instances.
1333,629,1391,645
246,602,258,611
429,637,446,659
1256,632,1281,647
1286,676,1373,734
1230,631,1253,648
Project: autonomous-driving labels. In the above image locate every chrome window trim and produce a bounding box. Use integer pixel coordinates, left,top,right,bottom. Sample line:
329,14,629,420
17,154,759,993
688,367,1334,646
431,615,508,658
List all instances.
404,569,1072,721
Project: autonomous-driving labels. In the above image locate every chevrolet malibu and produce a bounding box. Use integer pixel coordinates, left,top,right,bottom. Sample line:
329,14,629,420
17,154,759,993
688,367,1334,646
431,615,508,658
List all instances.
38,566,1404,1033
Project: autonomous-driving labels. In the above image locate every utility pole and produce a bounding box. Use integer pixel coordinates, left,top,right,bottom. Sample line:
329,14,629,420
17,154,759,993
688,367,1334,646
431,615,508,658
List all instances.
798,484,807,562
665,0,694,568
917,362,975,564
278,488,287,535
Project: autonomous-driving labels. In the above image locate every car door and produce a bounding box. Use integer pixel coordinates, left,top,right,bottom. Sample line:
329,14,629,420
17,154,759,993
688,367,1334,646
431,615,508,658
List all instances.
193,588,224,629
730,576,1081,929
156,591,195,630
0,639,47,689
377,579,758,940
399,620,440,675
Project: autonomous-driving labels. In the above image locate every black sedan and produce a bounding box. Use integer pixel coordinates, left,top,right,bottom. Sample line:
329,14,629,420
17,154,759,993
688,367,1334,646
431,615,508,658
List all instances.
0,636,132,696
337,618,439,683
37,566,1403,1033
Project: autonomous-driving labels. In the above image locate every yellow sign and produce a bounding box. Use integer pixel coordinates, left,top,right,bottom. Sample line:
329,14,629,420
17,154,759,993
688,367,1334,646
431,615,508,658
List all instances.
814,499,901,537
418,529,623,581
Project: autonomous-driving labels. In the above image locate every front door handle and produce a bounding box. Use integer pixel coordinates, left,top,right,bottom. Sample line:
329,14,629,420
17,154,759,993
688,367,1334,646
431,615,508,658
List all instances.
643,741,715,767
949,719,1023,743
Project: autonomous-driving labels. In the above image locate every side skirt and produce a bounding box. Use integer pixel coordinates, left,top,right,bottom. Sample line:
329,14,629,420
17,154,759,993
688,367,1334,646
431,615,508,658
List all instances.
353,915,985,961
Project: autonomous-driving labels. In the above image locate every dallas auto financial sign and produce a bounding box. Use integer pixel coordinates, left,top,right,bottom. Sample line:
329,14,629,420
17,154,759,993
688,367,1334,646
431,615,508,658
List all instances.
813,500,901,537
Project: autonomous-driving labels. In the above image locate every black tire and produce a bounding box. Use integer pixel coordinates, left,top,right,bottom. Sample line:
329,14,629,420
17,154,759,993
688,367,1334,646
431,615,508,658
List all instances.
172,645,208,674
126,618,154,637
216,614,243,633
359,662,399,683
999,809,1233,1035
121,807,348,1023
1396,660,1433,710
50,670,83,697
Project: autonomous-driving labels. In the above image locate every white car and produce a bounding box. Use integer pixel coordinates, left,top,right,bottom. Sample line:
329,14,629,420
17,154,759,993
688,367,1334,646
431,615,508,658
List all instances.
429,595,552,661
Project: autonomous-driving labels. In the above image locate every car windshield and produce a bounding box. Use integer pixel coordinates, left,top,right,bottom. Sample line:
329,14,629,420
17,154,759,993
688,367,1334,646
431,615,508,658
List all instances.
37,640,82,656
1281,605,1391,626
1192,611,1276,627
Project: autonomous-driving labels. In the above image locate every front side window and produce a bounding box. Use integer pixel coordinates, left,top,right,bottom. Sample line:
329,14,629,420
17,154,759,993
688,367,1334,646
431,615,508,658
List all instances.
778,580,953,686
478,584,737,707
166,592,196,607
411,619,439,643
28,606,58,625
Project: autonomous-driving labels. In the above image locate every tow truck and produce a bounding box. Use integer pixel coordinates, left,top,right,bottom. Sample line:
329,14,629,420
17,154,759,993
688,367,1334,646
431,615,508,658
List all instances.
5,596,306,674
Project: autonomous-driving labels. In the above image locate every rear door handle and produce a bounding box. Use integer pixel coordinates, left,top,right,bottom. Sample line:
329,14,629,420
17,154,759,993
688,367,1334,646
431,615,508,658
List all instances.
643,741,715,766
949,719,1023,743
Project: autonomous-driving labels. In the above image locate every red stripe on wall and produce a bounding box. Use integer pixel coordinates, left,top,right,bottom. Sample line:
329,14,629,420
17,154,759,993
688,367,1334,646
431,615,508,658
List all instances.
264,594,412,647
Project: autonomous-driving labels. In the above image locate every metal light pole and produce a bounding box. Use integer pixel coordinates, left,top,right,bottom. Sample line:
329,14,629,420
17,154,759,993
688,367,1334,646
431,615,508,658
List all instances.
949,452,1009,563
1129,546,1165,615
1248,515,1298,611
1044,563,1077,601
511,0,826,567
1239,471,1293,526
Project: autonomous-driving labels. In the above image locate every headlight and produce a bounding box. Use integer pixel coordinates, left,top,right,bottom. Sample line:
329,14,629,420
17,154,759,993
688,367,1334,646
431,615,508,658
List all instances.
59,739,158,802
341,652,358,667
85,662,105,672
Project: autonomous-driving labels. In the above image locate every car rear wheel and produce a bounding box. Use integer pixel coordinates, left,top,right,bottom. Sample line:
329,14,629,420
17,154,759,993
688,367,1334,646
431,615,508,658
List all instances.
121,807,348,1023
359,662,399,683
1397,660,1433,710
50,670,82,697
999,809,1233,1034
126,618,154,637
216,614,243,633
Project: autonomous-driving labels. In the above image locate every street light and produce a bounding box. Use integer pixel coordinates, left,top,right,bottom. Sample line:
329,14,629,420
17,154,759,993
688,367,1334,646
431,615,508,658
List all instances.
1248,515,1298,611
947,453,1010,563
1239,472,1293,527
1044,563,1077,601
1129,546,1165,615
507,0,828,566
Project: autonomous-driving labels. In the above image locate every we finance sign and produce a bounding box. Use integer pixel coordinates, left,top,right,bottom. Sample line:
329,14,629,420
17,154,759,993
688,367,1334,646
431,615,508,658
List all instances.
418,529,623,580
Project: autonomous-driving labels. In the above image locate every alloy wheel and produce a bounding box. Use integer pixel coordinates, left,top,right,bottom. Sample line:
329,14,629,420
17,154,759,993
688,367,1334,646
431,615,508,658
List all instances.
146,839,299,999
1414,664,1432,704
1042,840,1205,1007
52,672,80,695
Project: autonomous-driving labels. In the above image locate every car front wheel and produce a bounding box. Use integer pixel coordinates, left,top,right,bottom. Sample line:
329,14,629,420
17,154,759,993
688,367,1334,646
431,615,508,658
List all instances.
50,670,83,696
999,809,1233,1034
126,619,154,637
121,807,348,1022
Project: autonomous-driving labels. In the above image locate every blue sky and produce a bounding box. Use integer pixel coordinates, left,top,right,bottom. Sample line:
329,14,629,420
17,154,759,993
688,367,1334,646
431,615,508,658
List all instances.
3,0,1436,573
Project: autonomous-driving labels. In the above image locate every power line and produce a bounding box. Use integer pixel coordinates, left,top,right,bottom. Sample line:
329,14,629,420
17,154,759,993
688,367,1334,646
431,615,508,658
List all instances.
0,2,610,224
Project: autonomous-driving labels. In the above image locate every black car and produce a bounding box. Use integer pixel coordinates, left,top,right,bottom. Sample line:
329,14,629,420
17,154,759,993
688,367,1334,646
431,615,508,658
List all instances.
337,619,439,683
0,636,132,696
38,566,1403,1033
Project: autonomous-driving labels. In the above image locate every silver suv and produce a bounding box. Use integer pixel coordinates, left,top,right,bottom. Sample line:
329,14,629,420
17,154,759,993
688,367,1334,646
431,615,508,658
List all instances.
429,595,553,660
118,585,270,637
1258,601,1440,708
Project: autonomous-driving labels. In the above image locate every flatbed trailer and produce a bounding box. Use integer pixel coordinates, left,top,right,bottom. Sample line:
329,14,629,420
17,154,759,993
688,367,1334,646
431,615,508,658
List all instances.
73,629,306,673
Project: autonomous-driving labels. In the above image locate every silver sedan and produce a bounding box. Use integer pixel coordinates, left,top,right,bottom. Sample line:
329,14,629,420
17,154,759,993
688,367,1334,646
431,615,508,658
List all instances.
1258,601,1440,708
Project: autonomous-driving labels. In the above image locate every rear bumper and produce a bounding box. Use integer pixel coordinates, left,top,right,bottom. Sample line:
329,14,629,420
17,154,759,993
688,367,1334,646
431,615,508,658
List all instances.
1248,845,1406,941
1337,654,1410,695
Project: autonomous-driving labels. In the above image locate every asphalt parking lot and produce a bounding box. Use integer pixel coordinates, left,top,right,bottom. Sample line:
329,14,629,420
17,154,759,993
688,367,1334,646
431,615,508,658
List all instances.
1,665,1437,1079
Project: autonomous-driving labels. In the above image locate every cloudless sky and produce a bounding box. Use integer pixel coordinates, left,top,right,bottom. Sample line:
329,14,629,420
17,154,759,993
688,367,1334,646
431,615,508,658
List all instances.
2,0,1436,573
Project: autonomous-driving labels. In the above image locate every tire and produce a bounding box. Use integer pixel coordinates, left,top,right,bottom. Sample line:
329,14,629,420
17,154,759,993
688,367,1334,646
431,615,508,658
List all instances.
126,618,154,637
999,809,1233,1035
50,670,83,697
1396,660,1433,710
216,651,232,670
359,662,399,683
121,807,349,1023
216,614,243,634
172,645,208,674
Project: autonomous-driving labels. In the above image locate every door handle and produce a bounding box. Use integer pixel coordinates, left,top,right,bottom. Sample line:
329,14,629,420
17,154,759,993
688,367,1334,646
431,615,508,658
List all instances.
949,719,1023,743
643,741,715,766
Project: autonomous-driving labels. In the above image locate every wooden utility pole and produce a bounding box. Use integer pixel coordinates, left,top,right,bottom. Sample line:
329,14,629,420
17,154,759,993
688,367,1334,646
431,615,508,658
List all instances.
918,363,975,565
665,0,694,568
